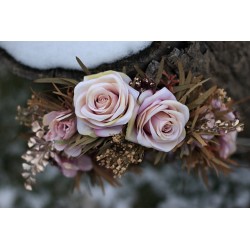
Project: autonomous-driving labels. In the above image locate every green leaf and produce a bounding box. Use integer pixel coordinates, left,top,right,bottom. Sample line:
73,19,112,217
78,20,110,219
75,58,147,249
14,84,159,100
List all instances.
211,158,230,170
81,139,104,154
155,57,165,85
34,78,77,85
76,56,91,75
173,83,196,93
201,147,213,158
178,61,185,85
185,70,192,85
122,66,126,74
192,132,207,146
191,106,208,130
188,85,216,110
60,78,78,85
191,111,199,130
134,65,146,78
154,151,166,165
71,136,97,148
179,79,209,103
176,62,188,100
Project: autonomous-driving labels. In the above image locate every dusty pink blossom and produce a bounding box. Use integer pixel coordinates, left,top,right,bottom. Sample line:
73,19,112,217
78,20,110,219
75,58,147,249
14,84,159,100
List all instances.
219,131,237,159
126,87,190,152
53,154,93,178
43,110,78,154
74,71,139,137
212,98,238,158
201,111,215,140
204,98,237,158
201,98,236,141
211,98,235,121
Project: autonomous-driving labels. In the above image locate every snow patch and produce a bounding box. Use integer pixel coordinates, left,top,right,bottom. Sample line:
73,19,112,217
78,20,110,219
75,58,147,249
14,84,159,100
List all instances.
0,41,152,70
0,187,17,207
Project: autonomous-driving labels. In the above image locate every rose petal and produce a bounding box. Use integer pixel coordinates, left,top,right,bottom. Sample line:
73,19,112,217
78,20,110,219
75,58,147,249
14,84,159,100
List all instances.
54,142,66,151
76,155,93,171
219,131,237,159
43,111,61,126
61,167,78,178
64,145,82,157
125,104,140,144
76,118,97,137
109,95,136,126
94,126,123,137
138,90,153,104
161,100,190,123
138,88,176,113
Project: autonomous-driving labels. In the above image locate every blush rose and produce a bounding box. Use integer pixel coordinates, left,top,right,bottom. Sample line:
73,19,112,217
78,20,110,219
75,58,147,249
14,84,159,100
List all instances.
74,71,139,137
43,110,80,156
126,87,190,152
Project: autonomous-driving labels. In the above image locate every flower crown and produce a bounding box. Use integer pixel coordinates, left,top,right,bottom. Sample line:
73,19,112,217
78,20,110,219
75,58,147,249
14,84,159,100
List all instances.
17,57,244,190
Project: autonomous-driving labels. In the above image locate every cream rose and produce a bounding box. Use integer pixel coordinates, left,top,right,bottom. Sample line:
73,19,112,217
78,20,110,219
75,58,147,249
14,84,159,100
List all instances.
74,71,139,137
126,87,190,152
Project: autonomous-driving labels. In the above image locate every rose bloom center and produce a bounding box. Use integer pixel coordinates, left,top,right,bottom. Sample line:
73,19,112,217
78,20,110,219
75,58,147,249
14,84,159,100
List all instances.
97,94,109,104
162,123,172,133
95,94,110,108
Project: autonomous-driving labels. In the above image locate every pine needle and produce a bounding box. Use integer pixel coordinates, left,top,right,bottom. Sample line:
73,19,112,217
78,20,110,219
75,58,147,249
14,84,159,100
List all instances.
76,56,91,75
134,65,146,78
179,80,206,103
155,57,165,85
34,78,77,85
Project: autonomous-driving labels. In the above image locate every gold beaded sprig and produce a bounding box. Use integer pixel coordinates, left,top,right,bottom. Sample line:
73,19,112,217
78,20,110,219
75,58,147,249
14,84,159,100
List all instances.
96,134,144,178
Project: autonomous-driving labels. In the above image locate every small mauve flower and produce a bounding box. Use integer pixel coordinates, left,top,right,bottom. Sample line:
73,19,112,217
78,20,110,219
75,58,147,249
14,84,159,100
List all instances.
211,98,238,158
74,71,139,137
200,98,236,139
211,98,235,121
53,154,93,178
219,131,237,159
204,98,238,158
43,110,78,154
126,87,189,152
200,110,215,140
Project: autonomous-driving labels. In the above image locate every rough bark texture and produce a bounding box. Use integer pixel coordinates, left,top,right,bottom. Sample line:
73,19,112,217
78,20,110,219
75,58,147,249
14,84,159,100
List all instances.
1,41,250,136
0,42,183,81
167,42,250,137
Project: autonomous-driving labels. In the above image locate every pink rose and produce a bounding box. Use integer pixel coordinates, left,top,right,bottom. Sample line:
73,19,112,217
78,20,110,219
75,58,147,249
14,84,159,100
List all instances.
74,71,139,137
126,88,190,152
219,131,237,159
43,110,78,154
53,154,93,178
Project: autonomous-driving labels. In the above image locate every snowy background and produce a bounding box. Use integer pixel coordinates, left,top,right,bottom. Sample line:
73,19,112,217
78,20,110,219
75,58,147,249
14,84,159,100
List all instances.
0,42,151,70
0,42,250,208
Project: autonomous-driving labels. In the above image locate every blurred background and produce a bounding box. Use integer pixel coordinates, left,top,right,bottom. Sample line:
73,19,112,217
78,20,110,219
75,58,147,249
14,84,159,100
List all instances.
0,41,250,208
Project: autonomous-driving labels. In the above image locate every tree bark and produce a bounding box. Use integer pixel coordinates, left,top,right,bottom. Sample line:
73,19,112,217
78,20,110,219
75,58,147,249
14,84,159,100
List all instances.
0,42,183,81
169,42,250,137
1,41,249,136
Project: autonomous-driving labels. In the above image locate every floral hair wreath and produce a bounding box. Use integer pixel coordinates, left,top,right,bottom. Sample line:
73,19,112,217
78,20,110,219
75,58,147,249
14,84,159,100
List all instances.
17,57,244,191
